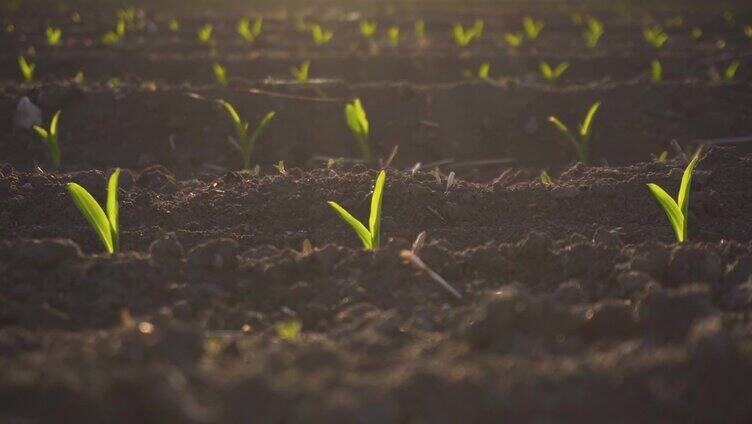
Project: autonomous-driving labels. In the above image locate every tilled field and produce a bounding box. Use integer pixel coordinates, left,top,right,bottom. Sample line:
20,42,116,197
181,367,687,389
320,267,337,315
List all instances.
2,1,752,422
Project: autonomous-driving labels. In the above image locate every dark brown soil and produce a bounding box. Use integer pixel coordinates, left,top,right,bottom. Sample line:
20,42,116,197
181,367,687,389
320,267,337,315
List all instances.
2,1,752,422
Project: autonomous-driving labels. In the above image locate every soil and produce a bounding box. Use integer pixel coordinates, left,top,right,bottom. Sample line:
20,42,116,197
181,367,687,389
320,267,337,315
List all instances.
2,1,752,422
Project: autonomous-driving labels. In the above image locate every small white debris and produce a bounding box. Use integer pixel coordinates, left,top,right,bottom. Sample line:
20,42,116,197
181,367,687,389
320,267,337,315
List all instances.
14,96,42,129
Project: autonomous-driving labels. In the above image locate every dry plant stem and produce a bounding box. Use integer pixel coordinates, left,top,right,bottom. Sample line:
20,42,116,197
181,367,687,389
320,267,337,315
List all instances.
400,250,463,300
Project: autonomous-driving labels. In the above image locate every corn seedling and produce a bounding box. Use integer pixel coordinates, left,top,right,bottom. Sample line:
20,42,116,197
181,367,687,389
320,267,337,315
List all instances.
18,56,35,82
212,63,227,85
540,170,553,186
344,99,371,160
168,18,180,32
724,60,740,81
237,17,263,42
716,39,726,50
276,320,301,342
452,22,480,46
219,100,276,170
646,151,700,242
471,19,484,37
102,19,126,44
583,17,604,48
722,11,734,23
388,26,400,46
311,24,333,45
67,168,121,254
327,170,385,250
414,19,426,42
540,61,569,83
33,110,62,168
691,26,703,40
654,151,669,163
71,12,81,24
198,24,213,44
360,20,376,38
274,160,286,175
745,26,752,38
548,101,601,164
523,16,544,40
463,61,490,79
46,27,62,46
504,32,523,47
651,59,663,83
106,77,121,88
643,26,668,48
291,60,310,82
73,71,84,83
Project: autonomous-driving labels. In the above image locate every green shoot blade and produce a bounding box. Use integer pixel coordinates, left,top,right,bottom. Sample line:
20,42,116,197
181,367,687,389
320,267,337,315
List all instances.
107,169,121,251
327,201,372,249
579,101,601,139
547,116,569,134
67,183,114,253
554,62,569,77
50,110,61,136
248,110,276,156
369,170,386,249
219,100,241,126
677,152,700,238
33,126,48,139
540,62,552,80
647,183,685,242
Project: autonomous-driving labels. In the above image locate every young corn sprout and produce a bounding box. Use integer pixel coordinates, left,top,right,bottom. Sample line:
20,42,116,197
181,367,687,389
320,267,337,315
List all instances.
471,19,484,37
198,24,214,44
691,26,703,40
67,168,121,254
414,19,426,43
643,26,668,48
504,32,523,47
463,61,490,79
33,110,62,168
539,170,553,186
344,98,371,160
18,56,35,82
73,71,85,83
540,61,569,83
724,60,740,81
583,17,604,48
291,60,310,82
388,26,400,46
548,101,601,164
745,26,752,38
168,18,180,32
523,16,544,40
646,151,700,242
46,27,62,46
452,22,481,46
219,100,276,170
359,20,377,38
327,170,385,251
237,17,263,42
71,12,81,24
311,24,333,45
102,20,125,44
212,63,228,85
651,59,663,83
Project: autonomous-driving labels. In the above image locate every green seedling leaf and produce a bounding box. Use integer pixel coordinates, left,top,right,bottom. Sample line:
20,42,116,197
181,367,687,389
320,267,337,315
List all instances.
198,23,213,44
583,17,604,48
18,56,35,82
311,24,333,45
276,320,301,342
345,98,371,160
651,59,663,83
168,18,180,32
219,100,275,169
33,110,62,168
643,26,668,48
327,170,386,250
388,26,400,46
369,170,386,249
360,20,377,38
212,63,227,85
548,101,601,163
107,168,121,251
46,27,62,46
414,19,425,41
540,61,569,82
523,16,544,40
540,170,553,186
724,60,740,81
504,32,523,47
646,152,700,242
67,168,121,254
291,60,310,82
478,61,490,78
691,26,703,40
